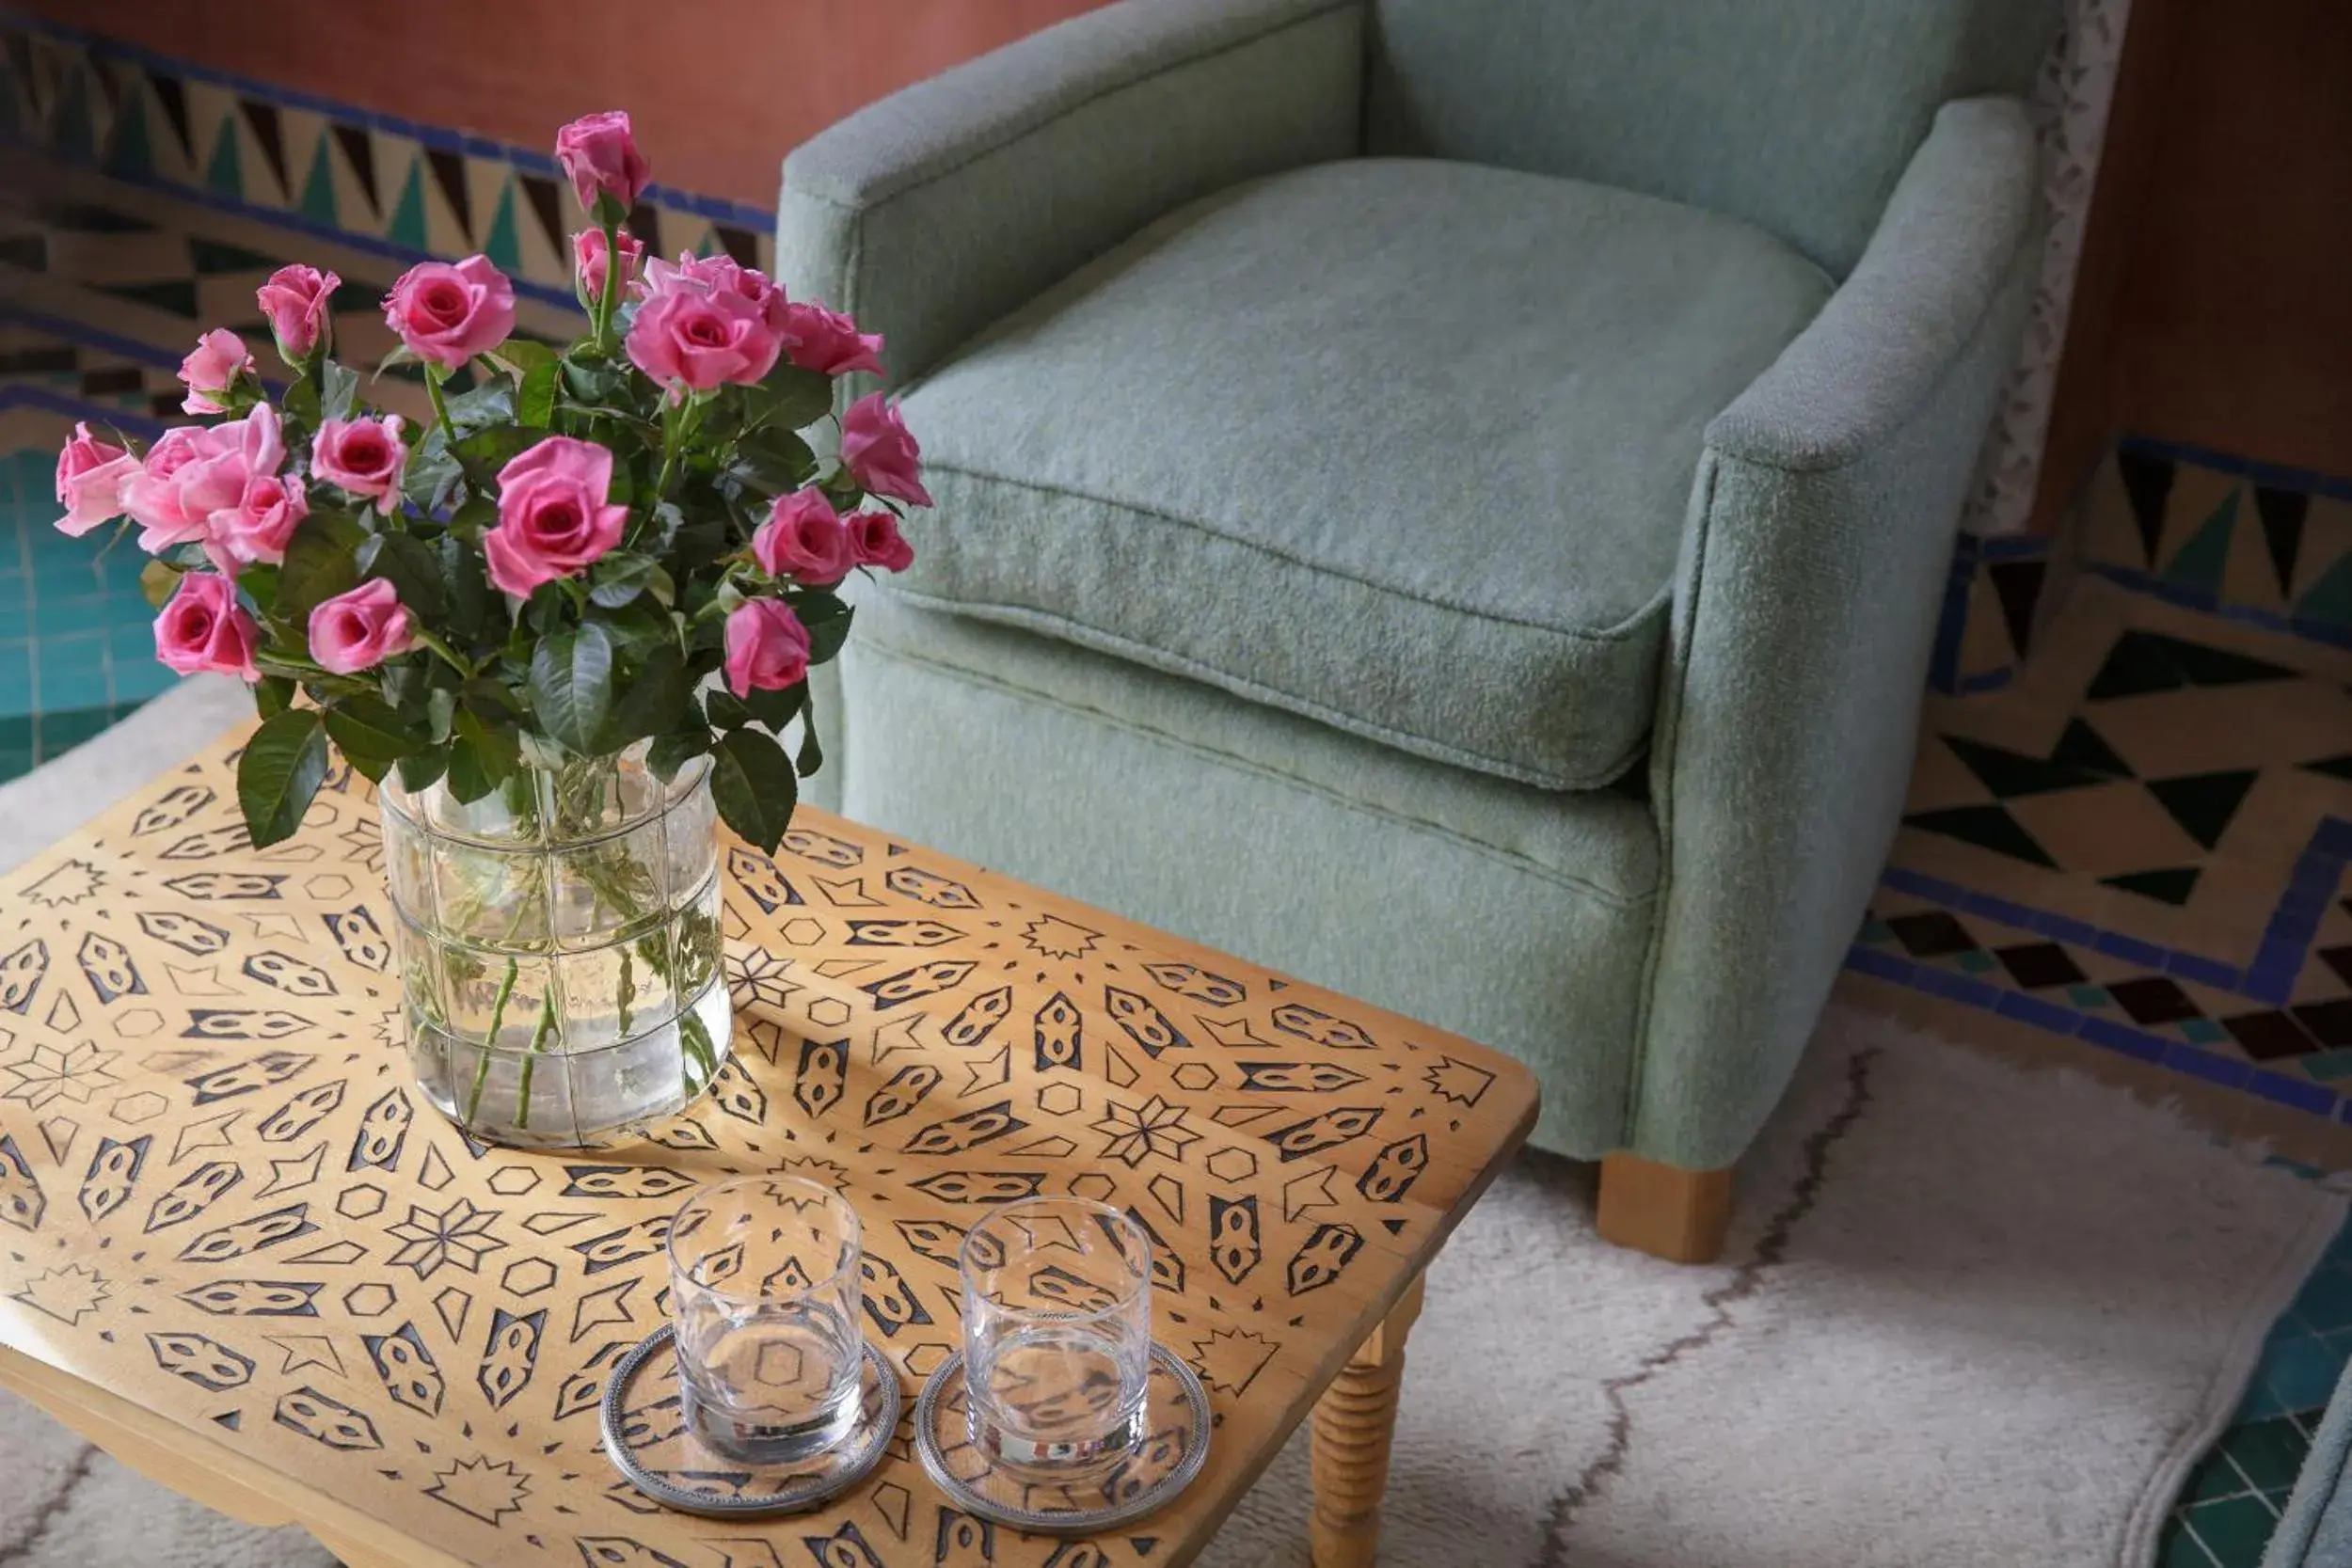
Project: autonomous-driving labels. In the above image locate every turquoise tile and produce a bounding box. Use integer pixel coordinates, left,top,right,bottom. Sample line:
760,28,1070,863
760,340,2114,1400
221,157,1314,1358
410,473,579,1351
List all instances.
2180,1017,2229,1045
2218,1417,2310,1493
2291,1265,2352,1334
2070,985,2110,1008
2160,1514,2219,1568
2257,1333,2345,1417
2184,1495,2278,1563
2185,1450,2253,1502
37,705,115,760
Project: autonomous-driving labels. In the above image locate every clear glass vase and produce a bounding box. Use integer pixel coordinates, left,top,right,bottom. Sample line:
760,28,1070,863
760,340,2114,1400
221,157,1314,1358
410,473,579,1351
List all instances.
379,740,731,1148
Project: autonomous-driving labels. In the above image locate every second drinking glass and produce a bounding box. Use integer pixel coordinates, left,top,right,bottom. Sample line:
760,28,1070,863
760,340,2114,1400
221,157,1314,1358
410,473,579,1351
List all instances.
959,1196,1153,1468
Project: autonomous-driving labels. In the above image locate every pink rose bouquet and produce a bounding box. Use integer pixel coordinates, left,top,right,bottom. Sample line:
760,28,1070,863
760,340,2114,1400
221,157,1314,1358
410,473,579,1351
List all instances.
49,109,929,854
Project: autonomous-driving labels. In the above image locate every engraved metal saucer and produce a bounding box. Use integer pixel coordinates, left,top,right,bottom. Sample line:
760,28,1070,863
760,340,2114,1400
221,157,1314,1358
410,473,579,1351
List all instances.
599,1324,900,1517
914,1342,1211,1533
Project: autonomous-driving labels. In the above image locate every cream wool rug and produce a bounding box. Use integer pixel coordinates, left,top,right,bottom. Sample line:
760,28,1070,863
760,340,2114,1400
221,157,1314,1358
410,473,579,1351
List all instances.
0,684,2340,1567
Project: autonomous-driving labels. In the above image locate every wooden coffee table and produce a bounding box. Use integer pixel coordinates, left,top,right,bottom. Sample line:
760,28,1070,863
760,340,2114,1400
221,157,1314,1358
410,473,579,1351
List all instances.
0,732,1535,1567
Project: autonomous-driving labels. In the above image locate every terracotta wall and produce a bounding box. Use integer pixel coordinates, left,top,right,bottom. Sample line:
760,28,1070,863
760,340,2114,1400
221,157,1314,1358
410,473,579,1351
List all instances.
27,0,1117,206
2041,0,2352,520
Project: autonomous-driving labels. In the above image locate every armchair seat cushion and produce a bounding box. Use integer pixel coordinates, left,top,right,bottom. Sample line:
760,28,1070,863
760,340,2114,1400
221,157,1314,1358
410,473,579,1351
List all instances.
891,158,1831,789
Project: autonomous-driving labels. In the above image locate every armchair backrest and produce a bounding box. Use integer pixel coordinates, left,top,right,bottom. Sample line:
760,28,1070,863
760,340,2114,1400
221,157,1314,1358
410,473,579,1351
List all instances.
1364,0,2060,276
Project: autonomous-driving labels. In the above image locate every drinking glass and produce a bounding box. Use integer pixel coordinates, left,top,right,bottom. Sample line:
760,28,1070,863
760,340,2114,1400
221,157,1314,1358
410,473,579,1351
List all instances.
666,1176,864,1464
959,1196,1152,1468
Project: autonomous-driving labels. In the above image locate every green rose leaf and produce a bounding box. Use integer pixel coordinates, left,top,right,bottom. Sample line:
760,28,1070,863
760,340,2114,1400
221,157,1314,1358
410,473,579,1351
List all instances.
442,377,516,435
647,723,713,783
738,679,803,732
486,340,558,377
323,693,425,775
703,688,753,731
356,531,447,620
444,708,520,804
708,725,798,853
604,642,691,747
529,621,615,753
237,708,330,848
320,359,361,422
436,535,495,644
281,375,320,428
278,510,368,624
743,368,836,435
393,744,450,793
252,674,296,720
402,428,463,514
139,558,184,610
237,563,280,616
796,688,823,776
728,426,818,497
796,593,853,665
454,424,545,479
516,358,559,430
588,554,676,610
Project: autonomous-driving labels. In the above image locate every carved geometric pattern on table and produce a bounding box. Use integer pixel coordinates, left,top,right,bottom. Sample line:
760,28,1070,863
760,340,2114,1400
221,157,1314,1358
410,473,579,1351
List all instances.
0,733,1535,1566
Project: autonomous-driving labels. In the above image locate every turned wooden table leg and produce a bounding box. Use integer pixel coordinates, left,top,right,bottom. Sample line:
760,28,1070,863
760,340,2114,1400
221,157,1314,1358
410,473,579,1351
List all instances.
1311,1274,1425,1568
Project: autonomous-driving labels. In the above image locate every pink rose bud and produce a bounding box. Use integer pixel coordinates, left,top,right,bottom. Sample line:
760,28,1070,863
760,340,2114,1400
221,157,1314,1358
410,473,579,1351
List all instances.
177,328,254,415
255,263,340,363
207,471,308,574
782,302,885,378
625,284,781,395
311,416,409,511
723,599,811,698
308,578,416,675
554,110,650,214
752,488,854,586
839,392,932,507
481,436,629,597
572,227,644,309
153,571,260,682
847,509,915,573
382,255,516,370
54,421,139,538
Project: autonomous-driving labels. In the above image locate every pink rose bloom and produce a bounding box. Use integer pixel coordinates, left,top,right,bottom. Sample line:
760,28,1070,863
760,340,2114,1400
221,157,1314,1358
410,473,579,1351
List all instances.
752,489,853,586
256,263,339,361
311,416,408,511
626,285,781,395
383,255,515,370
839,393,931,507
54,422,138,537
482,436,628,597
153,572,259,681
639,251,791,334
178,328,253,415
847,509,915,573
723,599,811,698
572,227,644,308
308,578,416,675
554,110,650,214
782,302,884,378
207,471,308,573
120,404,286,555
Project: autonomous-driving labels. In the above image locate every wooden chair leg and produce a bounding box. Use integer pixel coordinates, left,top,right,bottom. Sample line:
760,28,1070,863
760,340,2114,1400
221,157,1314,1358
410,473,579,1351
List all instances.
1310,1275,1425,1568
1596,1152,1733,1263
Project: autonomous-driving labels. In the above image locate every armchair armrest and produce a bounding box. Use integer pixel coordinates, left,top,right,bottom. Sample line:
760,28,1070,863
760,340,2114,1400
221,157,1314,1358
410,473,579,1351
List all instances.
1629,98,2043,1168
1706,98,2041,471
775,0,1365,388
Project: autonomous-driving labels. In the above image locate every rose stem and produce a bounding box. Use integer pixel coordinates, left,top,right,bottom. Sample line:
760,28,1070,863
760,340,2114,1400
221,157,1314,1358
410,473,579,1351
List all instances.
464,956,520,1124
514,991,557,1131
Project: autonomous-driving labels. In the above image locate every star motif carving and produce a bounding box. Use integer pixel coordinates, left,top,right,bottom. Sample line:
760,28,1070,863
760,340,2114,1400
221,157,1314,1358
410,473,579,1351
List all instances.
0,1039,121,1111
1091,1094,1202,1168
385,1196,506,1279
424,1454,531,1523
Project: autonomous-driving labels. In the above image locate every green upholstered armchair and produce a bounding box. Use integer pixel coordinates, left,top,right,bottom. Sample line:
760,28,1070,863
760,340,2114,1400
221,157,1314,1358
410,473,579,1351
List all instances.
775,0,2057,1259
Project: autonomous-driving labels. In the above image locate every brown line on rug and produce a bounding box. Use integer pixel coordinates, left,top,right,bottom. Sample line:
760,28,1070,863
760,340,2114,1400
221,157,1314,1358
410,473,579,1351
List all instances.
1533,1043,1883,1566
0,1444,99,1566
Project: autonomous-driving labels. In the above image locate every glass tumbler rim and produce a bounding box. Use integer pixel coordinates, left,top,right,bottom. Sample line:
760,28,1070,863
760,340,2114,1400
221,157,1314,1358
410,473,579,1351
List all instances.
958,1195,1152,1324
666,1174,861,1302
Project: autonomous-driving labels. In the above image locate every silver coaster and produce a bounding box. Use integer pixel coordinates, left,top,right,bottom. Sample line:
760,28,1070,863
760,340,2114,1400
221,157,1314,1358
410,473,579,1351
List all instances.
599,1324,900,1517
914,1342,1212,1534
